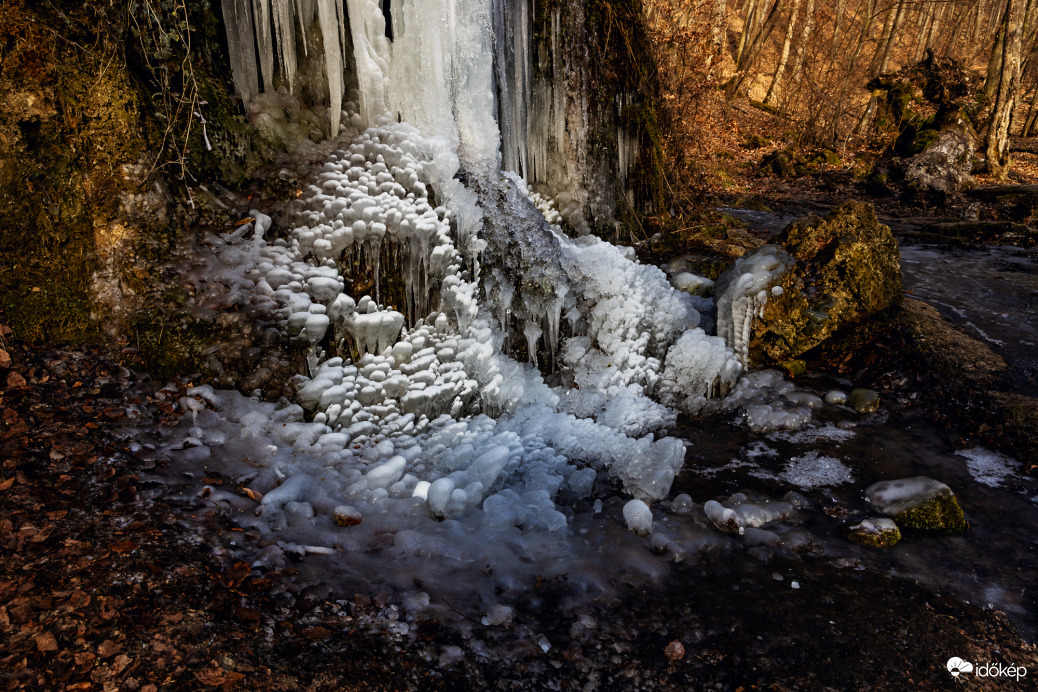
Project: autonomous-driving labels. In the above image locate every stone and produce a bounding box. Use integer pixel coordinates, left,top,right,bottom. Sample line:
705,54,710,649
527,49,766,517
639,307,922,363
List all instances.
847,388,880,413
333,505,363,527
846,517,901,547
737,201,902,364
903,121,976,198
865,477,967,532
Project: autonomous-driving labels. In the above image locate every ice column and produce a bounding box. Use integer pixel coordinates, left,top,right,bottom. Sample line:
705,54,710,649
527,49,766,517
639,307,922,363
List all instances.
222,0,260,102
346,0,392,127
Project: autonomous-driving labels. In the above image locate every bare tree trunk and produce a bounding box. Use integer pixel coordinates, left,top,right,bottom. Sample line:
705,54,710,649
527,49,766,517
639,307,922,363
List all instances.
984,3,1010,102
736,0,762,64
915,4,937,62
856,0,906,136
831,0,847,55
728,0,786,96
987,0,1026,178
787,0,816,90
764,0,802,103
829,0,877,142
706,0,729,71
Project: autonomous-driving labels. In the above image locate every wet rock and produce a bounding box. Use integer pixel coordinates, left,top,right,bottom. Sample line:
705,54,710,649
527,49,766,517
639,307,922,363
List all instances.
903,121,975,198
824,390,848,405
899,298,1038,472
845,518,902,547
740,201,902,364
866,477,967,532
333,505,362,527
847,388,880,413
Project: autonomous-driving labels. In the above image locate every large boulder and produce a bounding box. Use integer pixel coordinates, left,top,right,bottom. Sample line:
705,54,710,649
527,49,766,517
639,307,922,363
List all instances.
715,201,902,366
903,120,976,198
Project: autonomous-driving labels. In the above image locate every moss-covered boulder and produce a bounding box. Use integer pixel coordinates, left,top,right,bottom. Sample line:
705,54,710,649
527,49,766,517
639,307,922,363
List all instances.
742,201,903,364
846,518,902,547
865,477,968,533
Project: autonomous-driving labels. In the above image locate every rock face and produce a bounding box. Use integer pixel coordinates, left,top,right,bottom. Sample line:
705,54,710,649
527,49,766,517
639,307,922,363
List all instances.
903,121,976,198
736,201,903,365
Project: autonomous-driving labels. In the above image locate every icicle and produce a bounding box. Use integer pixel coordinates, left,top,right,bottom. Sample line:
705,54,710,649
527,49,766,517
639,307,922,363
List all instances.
523,320,542,366
296,0,314,56
272,0,298,92
316,0,344,136
252,0,275,91
347,0,391,127
222,0,260,102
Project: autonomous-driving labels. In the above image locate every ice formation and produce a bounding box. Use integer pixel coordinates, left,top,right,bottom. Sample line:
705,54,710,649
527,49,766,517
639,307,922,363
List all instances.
186,0,844,605
714,245,793,366
955,447,1023,488
865,477,956,515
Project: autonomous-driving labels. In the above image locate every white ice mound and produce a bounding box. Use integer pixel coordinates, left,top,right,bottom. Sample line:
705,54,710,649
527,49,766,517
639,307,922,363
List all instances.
658,329,742,414
714,245,793,366
865,477,955,515
623,499,653,536
703,494,794,535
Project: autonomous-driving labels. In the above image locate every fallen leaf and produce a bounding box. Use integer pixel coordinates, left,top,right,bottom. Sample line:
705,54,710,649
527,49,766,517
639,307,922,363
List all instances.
112,653,132,674
0,349,10,369
664,639,685,662
0,477,14,491
242,487,263,502
234,607,261,624
98,639,123,658
35,632,58,652
195,666,246,688
302,625,332,640
109,539,138,554
5,371,26,389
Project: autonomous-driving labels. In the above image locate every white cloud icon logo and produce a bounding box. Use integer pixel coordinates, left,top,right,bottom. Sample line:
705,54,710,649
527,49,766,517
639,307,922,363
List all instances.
947,657,974,677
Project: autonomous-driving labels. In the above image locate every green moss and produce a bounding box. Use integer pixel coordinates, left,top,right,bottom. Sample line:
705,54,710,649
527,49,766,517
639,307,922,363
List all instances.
4,284,98,344
132,308,209,382
0,1,146,344
847,526,902,548
894,495,968,532
776,359,807,377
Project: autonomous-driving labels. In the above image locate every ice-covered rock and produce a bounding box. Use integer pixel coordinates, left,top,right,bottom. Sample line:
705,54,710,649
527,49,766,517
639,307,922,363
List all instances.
623,499,653,536
865,477,967,532
721,202,902,366
846,517,901,547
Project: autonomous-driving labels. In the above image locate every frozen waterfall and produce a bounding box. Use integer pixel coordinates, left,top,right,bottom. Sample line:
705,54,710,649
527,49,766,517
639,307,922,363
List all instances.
198,0,836,557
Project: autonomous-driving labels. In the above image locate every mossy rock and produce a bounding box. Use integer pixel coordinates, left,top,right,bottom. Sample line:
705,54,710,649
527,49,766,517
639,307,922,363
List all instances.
894,494,967,532
776,359,807,377
846,518,902,547
746,201,903,364
760,148,800,178
731,195,774,213
741,134,772,150
807,149,842,167
866,477,968,533
847,388,880,413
